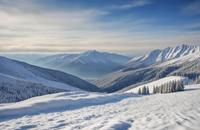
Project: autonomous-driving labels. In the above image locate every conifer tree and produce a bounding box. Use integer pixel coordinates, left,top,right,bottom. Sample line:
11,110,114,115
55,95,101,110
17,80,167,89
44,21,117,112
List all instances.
146,86,149,94
153,86,156,94
138,88,141,94
142,86,146,95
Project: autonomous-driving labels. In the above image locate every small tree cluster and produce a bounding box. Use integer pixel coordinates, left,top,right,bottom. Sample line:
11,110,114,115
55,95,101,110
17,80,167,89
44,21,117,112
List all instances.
138,86,149,95
153,81,184,94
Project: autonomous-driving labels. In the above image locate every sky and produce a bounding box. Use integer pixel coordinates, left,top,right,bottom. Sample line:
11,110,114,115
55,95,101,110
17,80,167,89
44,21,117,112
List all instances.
0,0,200,55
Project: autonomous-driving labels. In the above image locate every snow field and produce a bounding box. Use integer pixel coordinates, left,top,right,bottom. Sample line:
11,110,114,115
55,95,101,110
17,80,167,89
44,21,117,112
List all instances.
0,85,200,130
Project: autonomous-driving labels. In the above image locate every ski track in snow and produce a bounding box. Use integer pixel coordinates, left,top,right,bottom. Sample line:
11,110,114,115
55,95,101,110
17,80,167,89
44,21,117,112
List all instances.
0,85,200,130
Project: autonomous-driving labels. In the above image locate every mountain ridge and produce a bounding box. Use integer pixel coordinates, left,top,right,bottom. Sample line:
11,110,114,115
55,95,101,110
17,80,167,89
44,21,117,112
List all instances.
95,44,200,92
35,50,131,78
126,44,200,68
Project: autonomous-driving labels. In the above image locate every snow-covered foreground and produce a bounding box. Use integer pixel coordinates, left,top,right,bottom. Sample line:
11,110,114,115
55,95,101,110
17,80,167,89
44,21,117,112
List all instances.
1,85,200,130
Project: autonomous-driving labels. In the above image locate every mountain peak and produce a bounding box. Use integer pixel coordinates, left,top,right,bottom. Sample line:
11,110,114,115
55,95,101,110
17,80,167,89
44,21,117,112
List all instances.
74,50,130,64
82,50,100,55
127,44,200,68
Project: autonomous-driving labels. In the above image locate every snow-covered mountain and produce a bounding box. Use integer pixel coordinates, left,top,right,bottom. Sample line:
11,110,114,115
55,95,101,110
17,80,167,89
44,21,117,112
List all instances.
73,50,130,65
36,50,131,78
127,44,200,68
95,44,200,92
0,56,100,103
156,50,200,67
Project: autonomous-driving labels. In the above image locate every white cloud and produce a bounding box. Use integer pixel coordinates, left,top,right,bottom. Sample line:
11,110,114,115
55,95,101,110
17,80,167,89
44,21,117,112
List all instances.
111,0,152,10
0,0,199,54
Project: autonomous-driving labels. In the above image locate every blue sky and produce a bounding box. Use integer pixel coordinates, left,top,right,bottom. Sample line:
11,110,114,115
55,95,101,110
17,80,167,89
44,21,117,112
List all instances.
0,0,199,54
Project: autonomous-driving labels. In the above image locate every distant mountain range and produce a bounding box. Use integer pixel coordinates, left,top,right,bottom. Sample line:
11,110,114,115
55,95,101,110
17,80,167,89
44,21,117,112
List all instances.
126,44,200,68
1,44,200,95
35,50,131,78
0,56,100,103
95,44,200,92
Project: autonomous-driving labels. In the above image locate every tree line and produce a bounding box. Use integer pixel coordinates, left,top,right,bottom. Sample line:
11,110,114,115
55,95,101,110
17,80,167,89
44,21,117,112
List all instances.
138,81,184,95
138,86,149,95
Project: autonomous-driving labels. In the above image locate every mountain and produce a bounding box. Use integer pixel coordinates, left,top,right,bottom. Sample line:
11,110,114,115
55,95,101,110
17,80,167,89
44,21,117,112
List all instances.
0,56,100,103
0,54,49,65
127,44,200,68
36,50,131,78
95,44,200,92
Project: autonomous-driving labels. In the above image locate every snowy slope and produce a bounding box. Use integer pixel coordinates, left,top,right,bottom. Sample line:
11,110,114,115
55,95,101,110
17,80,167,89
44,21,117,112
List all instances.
0,56,101,103
156,51,200,67
35,50,131,78
127,44,200,68
0,73,64,103
0,84,200,130
126,76,189,93
95,45,200,92
0,56,99,92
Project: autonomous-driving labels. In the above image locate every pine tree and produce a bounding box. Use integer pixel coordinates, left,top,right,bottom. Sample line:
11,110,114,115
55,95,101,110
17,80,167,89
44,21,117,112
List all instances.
138,88,141,94
160,85,164,93
153,86,156,94
167,83,171,93
171,81,176,92
176,81,184,91
196,76,200,84
146,86,150,94
156,86,159,94
142,86,147,95
141,86,150,95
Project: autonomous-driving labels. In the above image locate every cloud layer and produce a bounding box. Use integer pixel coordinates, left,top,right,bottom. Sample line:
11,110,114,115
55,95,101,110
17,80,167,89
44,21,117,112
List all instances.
0,0,199,54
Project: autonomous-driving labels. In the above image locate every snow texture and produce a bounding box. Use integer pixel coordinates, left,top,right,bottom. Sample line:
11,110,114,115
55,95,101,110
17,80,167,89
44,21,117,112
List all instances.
0,84,200,130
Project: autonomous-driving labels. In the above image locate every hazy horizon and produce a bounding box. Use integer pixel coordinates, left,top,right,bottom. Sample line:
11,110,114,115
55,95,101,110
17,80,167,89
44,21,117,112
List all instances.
0,43,199,57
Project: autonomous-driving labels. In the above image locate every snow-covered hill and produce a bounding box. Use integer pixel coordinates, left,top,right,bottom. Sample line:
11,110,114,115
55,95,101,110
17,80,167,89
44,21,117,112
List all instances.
0,56,99,91
1,84,200,130
127,44,200,68
35,50,131,78
0,73,64,103
126,76,189,93
0,56,100,103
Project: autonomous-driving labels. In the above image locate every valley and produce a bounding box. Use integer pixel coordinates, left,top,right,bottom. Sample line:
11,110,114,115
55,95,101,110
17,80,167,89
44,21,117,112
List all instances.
1,44,200,130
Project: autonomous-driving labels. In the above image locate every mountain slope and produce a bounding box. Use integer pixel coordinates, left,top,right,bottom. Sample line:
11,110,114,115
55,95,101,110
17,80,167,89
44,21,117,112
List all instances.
0,56,100,92
36,50,131,78
0,56,100,103
1,84,200,130
95,44,200,92
0,73,64,103
127,44,200,68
